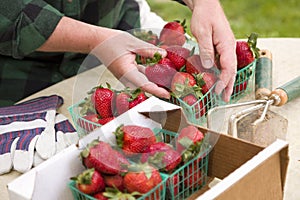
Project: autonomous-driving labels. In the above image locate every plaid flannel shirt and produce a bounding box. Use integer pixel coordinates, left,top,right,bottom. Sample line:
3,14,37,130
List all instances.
0,0,183,106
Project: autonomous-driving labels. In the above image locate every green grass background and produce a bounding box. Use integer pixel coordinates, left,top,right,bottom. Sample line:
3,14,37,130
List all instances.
146,0,300,39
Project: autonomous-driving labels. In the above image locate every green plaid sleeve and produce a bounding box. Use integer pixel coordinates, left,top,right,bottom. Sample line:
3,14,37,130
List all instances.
0,0,64,59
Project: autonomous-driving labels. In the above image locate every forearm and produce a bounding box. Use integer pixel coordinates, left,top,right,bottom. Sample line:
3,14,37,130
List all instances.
37,16,121,54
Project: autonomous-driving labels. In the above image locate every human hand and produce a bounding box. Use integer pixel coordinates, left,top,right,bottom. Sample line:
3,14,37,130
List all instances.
187,0,237,102
91,30,170,99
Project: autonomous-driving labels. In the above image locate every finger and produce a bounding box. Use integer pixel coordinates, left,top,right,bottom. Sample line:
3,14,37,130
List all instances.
223,75,236,102
142,82,171,99
192,26,215,69
119,67,170,99
131,39,167,58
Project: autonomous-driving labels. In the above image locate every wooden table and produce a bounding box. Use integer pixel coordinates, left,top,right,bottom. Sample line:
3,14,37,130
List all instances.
1,38,300,200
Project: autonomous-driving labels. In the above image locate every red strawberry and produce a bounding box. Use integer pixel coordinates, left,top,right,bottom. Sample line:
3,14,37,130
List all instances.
128,89,147,109
145,63,177,89
183,164,203,189
123,163,162,195
171,72,197,98
81,140,130,175
91,84,115,118
186,54,207,75
115,92,131,115
115,88,148,116
182,94,206,118
166,45,190,70
93,192,108,200
158,57,176,69
159,20,186,46
195,72,217,95
141,142,182,172
133,30,159,45
236,33,259,69
176,125,204,162
72,168,105,195
98,117,115,125
114,125,157,157
233,80,248,95
78,114,100,132
167,173,180,197
102,174,125,191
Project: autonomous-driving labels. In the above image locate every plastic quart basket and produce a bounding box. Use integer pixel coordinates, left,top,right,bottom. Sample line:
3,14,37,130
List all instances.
68,100,102,138
153,128,210,200
230,59,257,103
68,173,168,200
169,84,221,126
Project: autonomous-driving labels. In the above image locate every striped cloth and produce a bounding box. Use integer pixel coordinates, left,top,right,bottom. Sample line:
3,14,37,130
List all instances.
0,95,78,174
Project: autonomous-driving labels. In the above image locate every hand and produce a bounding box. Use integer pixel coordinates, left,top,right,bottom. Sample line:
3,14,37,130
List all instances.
187,0,237,102
91,30,170,99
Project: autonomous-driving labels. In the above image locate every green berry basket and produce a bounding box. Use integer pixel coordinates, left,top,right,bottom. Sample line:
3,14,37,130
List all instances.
68,100,102,138
230,60,257,102
153,128,210,200
68,173,168,200
168,84,221,126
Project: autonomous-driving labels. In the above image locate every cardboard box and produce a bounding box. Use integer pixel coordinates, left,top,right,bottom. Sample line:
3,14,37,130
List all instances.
7,97,289,200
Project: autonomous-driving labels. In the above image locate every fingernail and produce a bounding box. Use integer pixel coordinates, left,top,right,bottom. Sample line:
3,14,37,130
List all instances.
203,59,213,69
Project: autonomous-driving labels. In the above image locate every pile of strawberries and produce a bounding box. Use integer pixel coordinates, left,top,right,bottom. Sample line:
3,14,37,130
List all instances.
77,85,148,132
71,124,206,199
135,21,259,111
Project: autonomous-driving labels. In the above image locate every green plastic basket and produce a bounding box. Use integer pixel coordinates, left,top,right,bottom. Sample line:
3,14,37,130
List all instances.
153,128,210,200
68,173,168,200
230,60,257,102
168,84,221,126
68,101,102,138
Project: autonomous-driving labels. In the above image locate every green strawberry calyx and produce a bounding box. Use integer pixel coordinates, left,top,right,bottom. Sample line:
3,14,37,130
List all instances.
114,124,125,149
71,168,95,185
247,32,260,59
103,187,141,199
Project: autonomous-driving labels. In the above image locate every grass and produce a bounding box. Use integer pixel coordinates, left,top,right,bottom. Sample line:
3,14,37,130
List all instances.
146,0,300,39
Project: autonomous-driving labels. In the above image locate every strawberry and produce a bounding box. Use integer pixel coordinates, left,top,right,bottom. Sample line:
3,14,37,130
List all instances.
158,57,176,69
141,142,182,172
182,94,206,118
145,63,177,89
195,72,217,95
167,173,180,197
93,192,108,200
166,45,190,70
236,32,259,69
115,88,147,115
233,80,248,95
78,114,100,132
114,125,157,157
102,174,125,191
133,30,159,45
81,140,130,175
91,84,115,118
123,163,162,195
176,125,204,162
186,54,207,75
159,20,186,46
72,168,105,195
98,117,115,125
171,72,198,98
128,89,147,108
115,92,131,115
183,164,203,189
